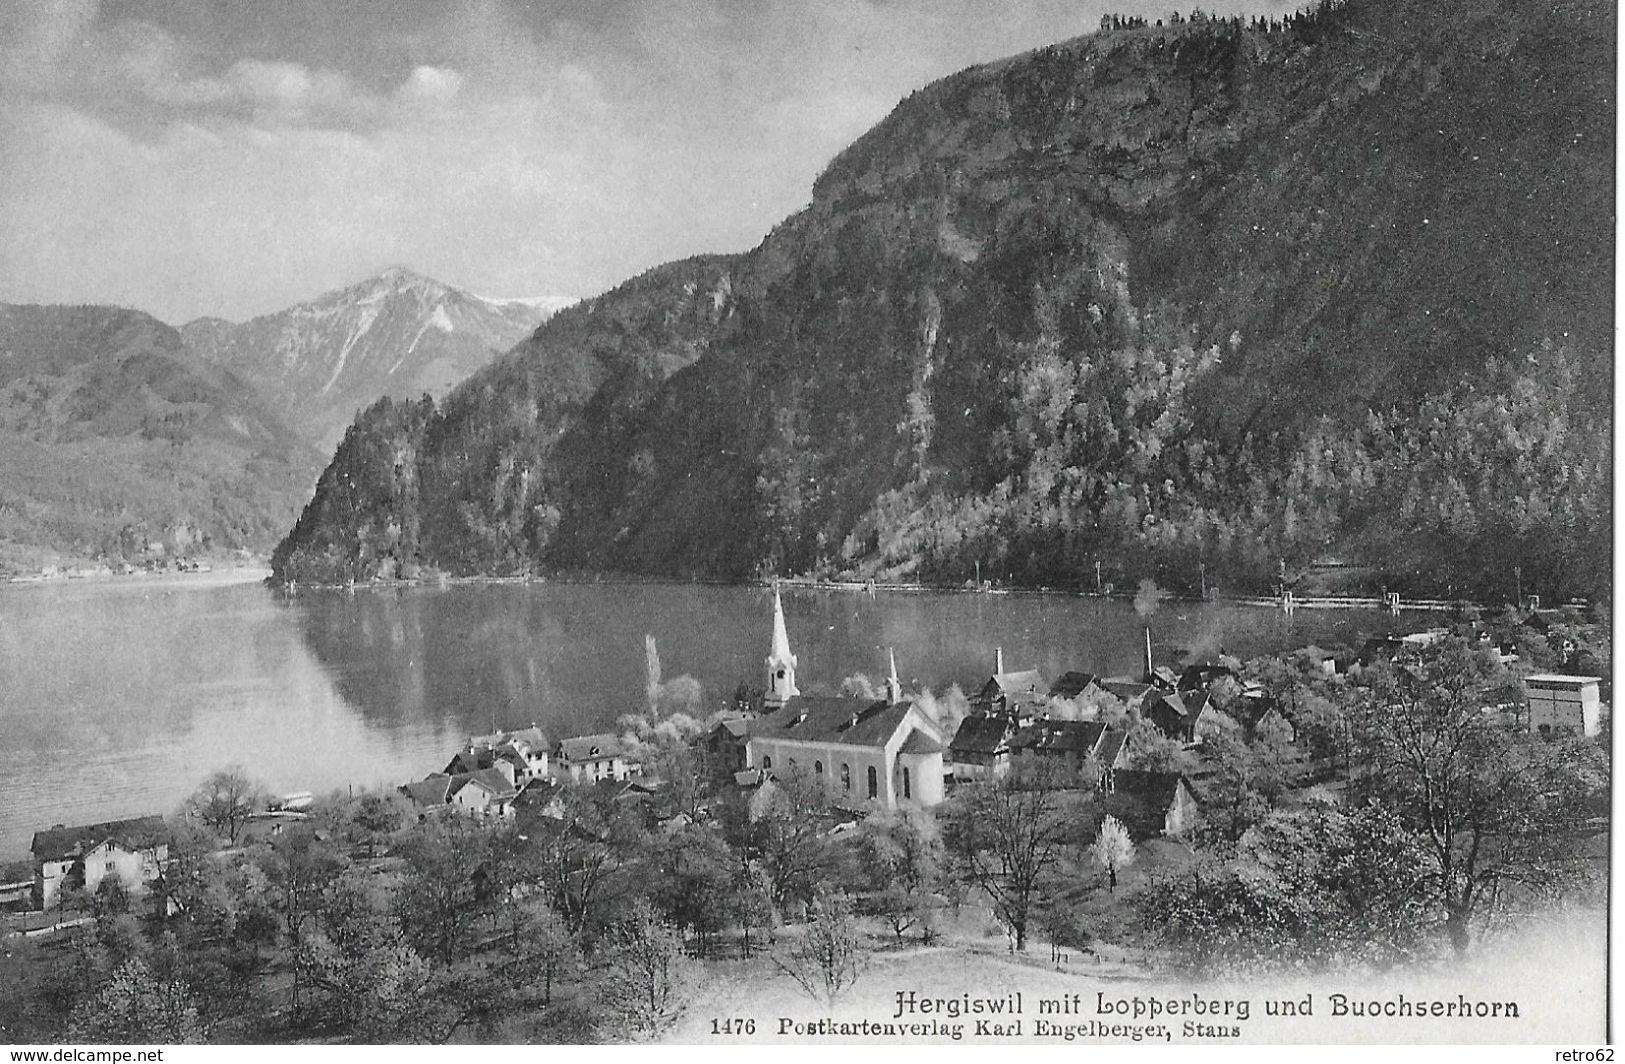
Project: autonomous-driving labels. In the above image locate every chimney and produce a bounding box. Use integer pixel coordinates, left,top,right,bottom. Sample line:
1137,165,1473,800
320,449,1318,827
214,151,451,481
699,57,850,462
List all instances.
1144,627,1154,683
996,646,1005,674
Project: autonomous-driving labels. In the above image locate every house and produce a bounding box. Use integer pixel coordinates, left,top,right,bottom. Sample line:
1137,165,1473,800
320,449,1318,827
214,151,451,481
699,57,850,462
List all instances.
1099,679,1155,711
972,650,1049,717
948,712,1022,781
1010,718,1098,771
400,766,521,819
31,816,170,911
1007,719,1132,783
1524,674,1603,737
1178,660,1237,694
1148,665,1181,691
449,767,521,818
1050,671,1104,704
556,733,639,783
705,716,753,777
459,726,550,782
1230,688,1296,744
1107,771,1201,839
1144,690,1217,744
1293,645,1341,677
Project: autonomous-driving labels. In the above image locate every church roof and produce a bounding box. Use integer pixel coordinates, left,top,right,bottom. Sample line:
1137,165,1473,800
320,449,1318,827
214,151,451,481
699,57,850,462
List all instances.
769,588,796,667
897,730,944,755
751,696,918,749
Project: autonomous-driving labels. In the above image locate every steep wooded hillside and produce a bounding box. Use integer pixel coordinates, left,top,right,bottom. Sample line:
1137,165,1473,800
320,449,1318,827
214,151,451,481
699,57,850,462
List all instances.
273,0,1613,600
0,305,323,570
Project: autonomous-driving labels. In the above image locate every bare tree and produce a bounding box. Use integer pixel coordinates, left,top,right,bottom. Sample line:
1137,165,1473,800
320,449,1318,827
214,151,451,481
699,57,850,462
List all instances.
601,900,694,1037
184,766,266,845
774,893,868,1008
1091,814,1135,892
1352,638,1608,954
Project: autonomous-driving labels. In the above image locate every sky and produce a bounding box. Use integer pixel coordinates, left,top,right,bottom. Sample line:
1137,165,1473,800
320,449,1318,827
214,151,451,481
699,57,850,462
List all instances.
0,0,1287,324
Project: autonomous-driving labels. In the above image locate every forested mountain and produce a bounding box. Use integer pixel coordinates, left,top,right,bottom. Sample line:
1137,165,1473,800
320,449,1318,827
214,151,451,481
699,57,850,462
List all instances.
0,305,323,571
273,0,1613,600
181,269,573,449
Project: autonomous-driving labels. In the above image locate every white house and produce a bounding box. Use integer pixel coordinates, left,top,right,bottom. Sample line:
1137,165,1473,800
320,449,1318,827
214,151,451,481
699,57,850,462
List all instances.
31,816,170,910
556,733,639,783
1524,674,1602,737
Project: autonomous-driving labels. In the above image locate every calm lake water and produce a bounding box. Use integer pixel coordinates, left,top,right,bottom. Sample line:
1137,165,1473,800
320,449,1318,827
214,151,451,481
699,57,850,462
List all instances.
0,573,1434,860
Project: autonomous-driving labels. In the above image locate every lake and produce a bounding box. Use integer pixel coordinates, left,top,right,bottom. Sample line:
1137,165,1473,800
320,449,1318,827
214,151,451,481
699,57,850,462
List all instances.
0,573,1433,860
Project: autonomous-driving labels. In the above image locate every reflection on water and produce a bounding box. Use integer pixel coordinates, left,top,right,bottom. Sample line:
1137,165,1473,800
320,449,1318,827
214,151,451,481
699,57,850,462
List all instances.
0,575,1430,860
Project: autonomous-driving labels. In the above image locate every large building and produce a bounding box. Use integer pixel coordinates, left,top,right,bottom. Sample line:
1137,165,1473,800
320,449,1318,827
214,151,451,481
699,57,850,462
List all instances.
746,593,945,809
31,816,170,910
1524,674,1603,737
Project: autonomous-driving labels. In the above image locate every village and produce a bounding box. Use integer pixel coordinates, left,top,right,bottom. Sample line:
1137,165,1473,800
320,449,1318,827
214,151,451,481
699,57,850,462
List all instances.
0,590,1609,1042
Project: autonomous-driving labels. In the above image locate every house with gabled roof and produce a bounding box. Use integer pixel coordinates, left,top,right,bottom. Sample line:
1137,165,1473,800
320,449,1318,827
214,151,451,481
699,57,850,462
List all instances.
948,712,1021,781
1107,770,1201,839
1099,678,1155,711
556,733,639,783
1050,671,1103,702
971,648,1048,717
1144,689,1217,744
31,815,170,910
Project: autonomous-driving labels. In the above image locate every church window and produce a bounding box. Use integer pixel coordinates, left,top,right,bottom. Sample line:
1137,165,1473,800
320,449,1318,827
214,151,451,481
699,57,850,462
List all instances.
814,761,823,775
867,766,878,799
762,756,772,769
841,764,851,791
902,766,911,800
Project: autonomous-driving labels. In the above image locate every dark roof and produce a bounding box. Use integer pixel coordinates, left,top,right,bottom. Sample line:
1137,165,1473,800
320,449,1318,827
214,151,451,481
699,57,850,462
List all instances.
949,713,1015,755
1178,662,1235,692
989,669,1047,697
1100,680,1154,704
558,733,629,762
31,816,169,863
1232,694,1284,730
1051,671,1100,699
444,748,494,775
401,775,454,807
1096,729,1129,768
1148,690,1211,721
453,767,519,801
752,696,918,748
1011,719,1107,755
1113,770,1187,808
898,730,944,755
715,718,751,739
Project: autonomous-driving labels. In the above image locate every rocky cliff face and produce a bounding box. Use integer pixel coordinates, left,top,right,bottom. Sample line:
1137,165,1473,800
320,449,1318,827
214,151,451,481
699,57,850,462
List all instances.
181,268,573,449
272,0,1613,599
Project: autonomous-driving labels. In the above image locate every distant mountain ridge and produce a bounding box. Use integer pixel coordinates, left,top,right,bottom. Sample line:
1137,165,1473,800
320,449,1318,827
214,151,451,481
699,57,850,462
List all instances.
181,268,574,448
272,0,1612,599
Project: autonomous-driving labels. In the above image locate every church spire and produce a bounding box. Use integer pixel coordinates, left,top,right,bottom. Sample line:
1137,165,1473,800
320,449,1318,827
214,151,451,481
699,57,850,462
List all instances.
765,586,799,708
886,647,902,704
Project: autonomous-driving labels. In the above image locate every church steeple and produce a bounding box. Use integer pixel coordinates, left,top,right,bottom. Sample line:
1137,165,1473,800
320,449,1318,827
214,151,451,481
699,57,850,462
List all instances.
885,647,902,705
765,586,799,708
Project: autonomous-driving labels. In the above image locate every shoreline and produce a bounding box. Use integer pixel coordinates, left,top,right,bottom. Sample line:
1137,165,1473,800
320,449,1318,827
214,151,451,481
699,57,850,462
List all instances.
265,570,1561,615
3,565,273,591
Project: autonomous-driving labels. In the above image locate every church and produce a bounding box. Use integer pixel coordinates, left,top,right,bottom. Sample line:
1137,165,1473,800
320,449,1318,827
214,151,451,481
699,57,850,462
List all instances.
743,589,946,810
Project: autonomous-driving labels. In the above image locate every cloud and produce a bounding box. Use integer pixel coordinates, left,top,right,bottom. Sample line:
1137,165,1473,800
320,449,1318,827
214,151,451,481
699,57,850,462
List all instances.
397,64,464,105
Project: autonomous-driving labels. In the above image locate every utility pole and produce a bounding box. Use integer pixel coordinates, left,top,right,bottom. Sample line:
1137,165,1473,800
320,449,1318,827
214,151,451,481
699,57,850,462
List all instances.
1199,560,1207,600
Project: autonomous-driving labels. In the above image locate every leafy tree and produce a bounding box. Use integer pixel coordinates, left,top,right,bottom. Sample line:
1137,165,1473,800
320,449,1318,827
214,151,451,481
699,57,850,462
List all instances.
534,785,636,938
854,808,946,942
348,792,406,858
1091,815,1135,892
1350,638,1608,954
940,763,1086,951
393,816,492,963
723,766,836,913
68,959,204,1044
646,823,735,952
185,767,266,845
